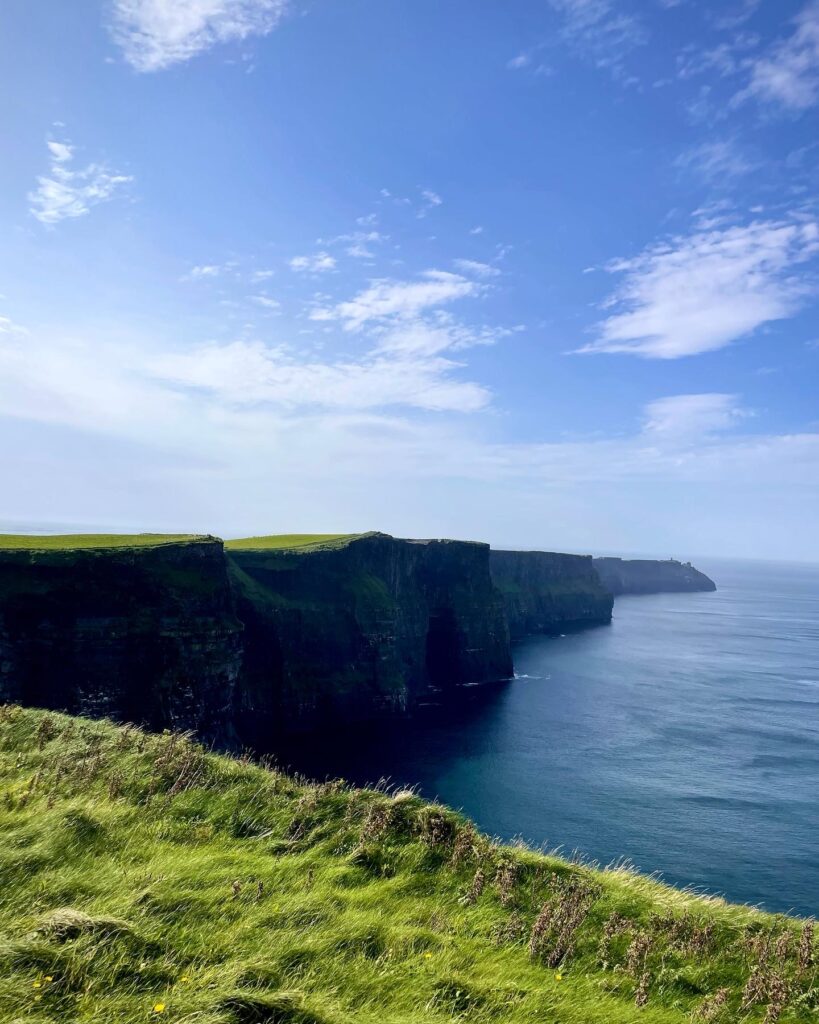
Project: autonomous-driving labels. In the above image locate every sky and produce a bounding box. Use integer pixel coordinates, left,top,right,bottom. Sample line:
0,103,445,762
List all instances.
1,0,819,560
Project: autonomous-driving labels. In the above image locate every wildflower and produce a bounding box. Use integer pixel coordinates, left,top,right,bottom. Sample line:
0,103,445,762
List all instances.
555,972,563,981
180,975,190,983
32,981,42,989
153,1002,166,1014
44,976,53,983
424,952,433,959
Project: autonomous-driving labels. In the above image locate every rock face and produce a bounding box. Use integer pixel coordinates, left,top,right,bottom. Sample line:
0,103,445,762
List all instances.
0,538,243,743
0,533,512,744
593,557,716,595
229,533,512,741
490,549,613,640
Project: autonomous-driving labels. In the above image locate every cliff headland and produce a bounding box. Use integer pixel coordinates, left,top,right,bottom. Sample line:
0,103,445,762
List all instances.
594,557,717,596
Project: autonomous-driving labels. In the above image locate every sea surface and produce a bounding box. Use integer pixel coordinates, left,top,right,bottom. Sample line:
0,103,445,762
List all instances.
286,557,819,918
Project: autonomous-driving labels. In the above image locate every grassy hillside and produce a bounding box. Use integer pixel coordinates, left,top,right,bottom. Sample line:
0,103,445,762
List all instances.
0,707,815,1024
0,534,203,551
225,535,359,551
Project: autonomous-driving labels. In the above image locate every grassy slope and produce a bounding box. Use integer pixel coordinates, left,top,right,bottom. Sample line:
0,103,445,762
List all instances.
0,707,815,1024
225,535,359,552
0,534,203,551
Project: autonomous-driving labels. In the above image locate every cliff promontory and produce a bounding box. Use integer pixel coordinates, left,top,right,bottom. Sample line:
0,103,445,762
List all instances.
490,548,613,639
593,557,716,595
227,532,512,739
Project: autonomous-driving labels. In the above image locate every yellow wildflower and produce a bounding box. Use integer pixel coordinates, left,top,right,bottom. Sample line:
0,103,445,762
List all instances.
153,1002,166,1014
45,976,53,983
555,972,563,981
180,975,190,983
423,952,433,959
32,981,42,989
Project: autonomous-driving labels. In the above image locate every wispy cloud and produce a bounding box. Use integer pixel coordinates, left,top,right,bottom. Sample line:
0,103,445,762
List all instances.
311,271,484,330
151,338,490,413
507,53,531,70
251,295,281,311
675,139,756,182
548,0,647,77
110,0,289,72
737,1,819,111
453,258,501,278
289,252,337,273
579,217,819,358
417,190,443,219
642,393,748,440
28,136,132,225
0,315,27,337
183,264,225,280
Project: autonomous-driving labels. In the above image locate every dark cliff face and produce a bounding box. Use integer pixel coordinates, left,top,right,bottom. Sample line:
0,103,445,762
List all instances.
593,557,716,595
489,549,613,641
0,538,243,742
228,533,512,741
0,533,512,745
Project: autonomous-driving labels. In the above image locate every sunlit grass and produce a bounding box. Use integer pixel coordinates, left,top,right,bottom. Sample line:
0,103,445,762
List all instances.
0,705,815,1023
0,534,203,550
225,534,359,551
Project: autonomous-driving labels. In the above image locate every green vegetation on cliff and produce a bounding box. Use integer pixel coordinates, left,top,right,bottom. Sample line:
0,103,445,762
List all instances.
225,535,358,552
0,534,204,551
1,706,815,1024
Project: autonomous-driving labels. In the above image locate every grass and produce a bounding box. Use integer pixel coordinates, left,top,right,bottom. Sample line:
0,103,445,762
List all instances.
0,706,816,1024
225,535,360,552
0,534,204,551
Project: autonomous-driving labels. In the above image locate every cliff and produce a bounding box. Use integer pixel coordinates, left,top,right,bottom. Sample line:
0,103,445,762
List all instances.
228,532,512,740
593,557,716,596
489,548,613,640
0,532,512,743
0,536,243,742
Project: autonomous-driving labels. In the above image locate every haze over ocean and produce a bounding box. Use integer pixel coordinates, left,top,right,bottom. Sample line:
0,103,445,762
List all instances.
286,557,819,918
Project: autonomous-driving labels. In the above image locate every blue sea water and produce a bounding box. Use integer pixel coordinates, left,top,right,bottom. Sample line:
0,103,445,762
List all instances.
289,558,819,917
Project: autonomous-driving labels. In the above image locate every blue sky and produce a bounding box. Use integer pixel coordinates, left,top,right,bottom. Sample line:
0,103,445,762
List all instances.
1,0,818,559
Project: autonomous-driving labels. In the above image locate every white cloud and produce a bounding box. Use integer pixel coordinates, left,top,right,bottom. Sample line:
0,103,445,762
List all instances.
151,339,490,413
642,393,748,440
109,0,288,72
417,189,443,219
0,316,26,334
738,1,819,110
675,139,755,182
251,295,281,310
289,252,337,273
469,226,485,235
251,269,276,282
548,0,647,76
453,258,501,278
184,264,224,280
28,136,132,226
507,53,531,70
311,271,484,330
580,217,819,358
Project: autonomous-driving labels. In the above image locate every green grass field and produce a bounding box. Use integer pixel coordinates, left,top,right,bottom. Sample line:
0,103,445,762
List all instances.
225,534,359,552
0,706,815,1023
0,534,204,551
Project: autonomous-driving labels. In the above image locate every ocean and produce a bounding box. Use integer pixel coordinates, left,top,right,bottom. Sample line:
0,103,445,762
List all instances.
286,557,819,918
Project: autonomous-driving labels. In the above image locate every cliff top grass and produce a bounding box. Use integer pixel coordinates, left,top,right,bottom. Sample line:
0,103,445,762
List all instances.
0,533,206,551
225,534,360,552
1,705,816,1024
